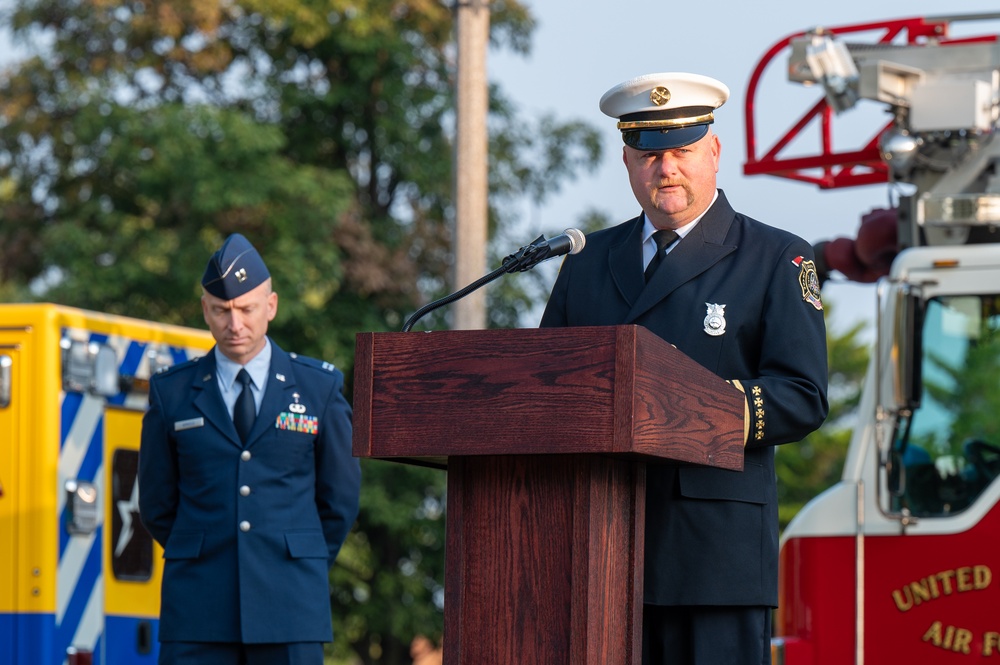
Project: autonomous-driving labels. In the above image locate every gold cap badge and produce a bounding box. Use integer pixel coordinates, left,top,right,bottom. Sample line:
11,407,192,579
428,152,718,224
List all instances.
650,86,671,106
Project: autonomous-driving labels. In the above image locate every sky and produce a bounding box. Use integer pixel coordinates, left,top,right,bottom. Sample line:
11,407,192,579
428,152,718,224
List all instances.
489,2,1000,337
2,3,999,337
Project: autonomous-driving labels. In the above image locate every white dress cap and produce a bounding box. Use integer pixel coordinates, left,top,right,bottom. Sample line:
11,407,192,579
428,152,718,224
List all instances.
600,72,730,121
599,72,730,150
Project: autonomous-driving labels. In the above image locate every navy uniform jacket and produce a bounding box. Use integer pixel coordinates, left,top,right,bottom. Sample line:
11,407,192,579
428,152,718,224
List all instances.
138,340,361,643
540,190,828,607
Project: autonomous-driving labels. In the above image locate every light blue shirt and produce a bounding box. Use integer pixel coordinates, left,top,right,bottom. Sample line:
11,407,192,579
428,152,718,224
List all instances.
214,339,271,418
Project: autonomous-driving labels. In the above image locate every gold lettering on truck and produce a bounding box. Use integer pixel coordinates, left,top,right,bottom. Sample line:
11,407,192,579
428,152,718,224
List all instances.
891,565,992,612
922,621,973,654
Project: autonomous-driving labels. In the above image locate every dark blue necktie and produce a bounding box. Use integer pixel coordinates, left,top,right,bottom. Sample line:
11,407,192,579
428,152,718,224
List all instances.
234,368,256,443
644,229,678,282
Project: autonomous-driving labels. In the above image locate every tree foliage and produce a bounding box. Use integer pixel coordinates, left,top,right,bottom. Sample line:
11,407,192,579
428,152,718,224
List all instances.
0,1,870,662
0,2,601,663
333,459,447,664
0,0,600,335
923,298,1000,449
775,300,870,530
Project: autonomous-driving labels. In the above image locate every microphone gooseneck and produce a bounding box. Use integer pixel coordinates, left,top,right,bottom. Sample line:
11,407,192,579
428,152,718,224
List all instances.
400,229,586,332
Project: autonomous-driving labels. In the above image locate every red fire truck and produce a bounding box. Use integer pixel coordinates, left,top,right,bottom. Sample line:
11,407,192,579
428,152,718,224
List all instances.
743,13,1000,664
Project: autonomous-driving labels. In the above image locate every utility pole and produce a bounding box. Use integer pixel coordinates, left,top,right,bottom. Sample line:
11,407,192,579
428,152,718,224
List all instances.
452,0,490,330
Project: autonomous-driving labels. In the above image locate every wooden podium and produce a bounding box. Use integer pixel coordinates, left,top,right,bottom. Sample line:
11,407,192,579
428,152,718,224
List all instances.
353,325,745,665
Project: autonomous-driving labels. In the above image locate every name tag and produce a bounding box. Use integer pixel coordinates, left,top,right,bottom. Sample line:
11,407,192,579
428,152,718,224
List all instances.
174,417,205,432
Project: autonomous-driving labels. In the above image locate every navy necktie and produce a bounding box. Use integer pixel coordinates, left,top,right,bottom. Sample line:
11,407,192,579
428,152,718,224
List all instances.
644,229,678,282
234,368,256,443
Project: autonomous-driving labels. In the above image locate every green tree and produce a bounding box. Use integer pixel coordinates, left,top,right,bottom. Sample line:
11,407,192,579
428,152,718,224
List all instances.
334,460,446,664
775,300,871,530
0,0,600,337
0,2,600,664
923,298,1000,448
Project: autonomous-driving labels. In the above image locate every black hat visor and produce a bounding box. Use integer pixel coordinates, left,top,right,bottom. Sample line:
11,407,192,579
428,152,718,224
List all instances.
622,124,710,151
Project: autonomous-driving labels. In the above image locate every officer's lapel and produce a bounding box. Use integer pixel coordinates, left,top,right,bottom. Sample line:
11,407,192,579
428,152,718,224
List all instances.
624,194,737,323
191,352,243,447
243,343,296,448
608,216,646,307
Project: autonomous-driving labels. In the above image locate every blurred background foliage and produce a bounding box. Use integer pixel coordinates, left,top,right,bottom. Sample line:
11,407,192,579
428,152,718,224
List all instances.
0,1,866,663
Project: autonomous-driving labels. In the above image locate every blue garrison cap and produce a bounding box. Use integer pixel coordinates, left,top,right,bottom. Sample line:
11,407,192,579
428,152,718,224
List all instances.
600,72,730,151
201,233,270,300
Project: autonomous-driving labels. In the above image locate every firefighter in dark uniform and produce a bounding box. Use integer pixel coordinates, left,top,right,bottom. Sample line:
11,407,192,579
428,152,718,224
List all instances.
138,233,361,665
540,73,829,665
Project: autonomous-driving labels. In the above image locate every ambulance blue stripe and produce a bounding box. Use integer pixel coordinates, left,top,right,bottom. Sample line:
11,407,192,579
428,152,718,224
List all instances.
107,340,147,407
106,615,159,663
0,612,60,665
171,347,191,364
58,391,85,558
59,391,83,452
92,634,105,663
58,418,103,560
54,525,102,663
0,612,9,661
76,418,103,484
120,340,146,376
58,504,69,559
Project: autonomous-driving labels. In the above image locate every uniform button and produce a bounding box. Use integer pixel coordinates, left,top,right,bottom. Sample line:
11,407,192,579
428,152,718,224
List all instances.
239,521,251,532
239,485,251,497
240,450,251,461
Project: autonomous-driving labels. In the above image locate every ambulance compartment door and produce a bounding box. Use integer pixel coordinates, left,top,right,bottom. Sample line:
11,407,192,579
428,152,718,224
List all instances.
103,406,160,663
0,349,18,661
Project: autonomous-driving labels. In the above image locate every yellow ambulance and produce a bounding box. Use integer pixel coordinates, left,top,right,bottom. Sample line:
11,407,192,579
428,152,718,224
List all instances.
0,304,213,665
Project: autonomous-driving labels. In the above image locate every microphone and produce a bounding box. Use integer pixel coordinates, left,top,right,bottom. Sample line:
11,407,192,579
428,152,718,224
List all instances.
503,228,586,272
400,228,587,332
535,228,586,260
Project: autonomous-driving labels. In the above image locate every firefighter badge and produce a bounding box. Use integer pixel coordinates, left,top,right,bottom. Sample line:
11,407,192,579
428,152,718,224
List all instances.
703,303,727,336
792,256,823,311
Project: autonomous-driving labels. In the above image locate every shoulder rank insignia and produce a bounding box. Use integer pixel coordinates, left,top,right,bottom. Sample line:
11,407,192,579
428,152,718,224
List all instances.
152,356,198,376
290,353,336,372
792,256,823,311
704,303,727,336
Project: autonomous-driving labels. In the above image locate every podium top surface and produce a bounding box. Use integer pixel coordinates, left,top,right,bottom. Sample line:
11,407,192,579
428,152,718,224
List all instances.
352,325,745,471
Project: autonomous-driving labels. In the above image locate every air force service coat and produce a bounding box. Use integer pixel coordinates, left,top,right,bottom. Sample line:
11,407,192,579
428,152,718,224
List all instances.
540,190,828,607
138,340,361,643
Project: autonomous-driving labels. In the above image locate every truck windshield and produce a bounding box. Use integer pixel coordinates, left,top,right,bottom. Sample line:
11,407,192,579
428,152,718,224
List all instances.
893,294,1000,516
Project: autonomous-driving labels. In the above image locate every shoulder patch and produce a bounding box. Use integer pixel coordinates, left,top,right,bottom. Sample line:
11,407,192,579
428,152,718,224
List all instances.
791,255,823,311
